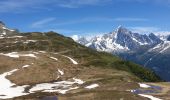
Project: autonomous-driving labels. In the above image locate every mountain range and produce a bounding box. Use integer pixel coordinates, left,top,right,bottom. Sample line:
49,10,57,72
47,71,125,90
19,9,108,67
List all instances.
1,21,169,100
75,26,170,81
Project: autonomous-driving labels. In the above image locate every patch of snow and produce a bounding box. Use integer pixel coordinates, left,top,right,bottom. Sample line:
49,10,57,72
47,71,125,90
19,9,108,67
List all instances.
0,69,29,99
30,78,84,94
0,52,19,58
0,52,37,58
39,51,46,53
7,36,23,38
2,26,15,32
85,84,99,89
138,94,162,100
24,40,37,44
2,31,6,35
138,83,151,88
12,36,23,38
33,52,39,54
73,78,84,84
132,37,148,45
54,52,59,54
130,90,136,93
21,54,37,58
22,65,30,68
62,55,78,65
14,41,19,43
0,36,4,39
50,57,58,61
58,69,64,75
159,42,170,53
43,86,79,94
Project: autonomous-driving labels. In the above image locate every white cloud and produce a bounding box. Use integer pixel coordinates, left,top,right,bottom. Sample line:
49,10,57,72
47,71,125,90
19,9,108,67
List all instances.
31,17,56,28
71,35,79,41
71,32,108,41
128,26,170,36
1,0,170,13
114,18,148,21
0,0,44,13
0,0,112,13
53,17,148,26
128,26,160,34
58,0,112,8
155,31,170,36
29,17,148,28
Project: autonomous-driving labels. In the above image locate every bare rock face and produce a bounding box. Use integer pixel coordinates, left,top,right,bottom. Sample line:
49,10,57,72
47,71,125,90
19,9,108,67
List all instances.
0,21,19,36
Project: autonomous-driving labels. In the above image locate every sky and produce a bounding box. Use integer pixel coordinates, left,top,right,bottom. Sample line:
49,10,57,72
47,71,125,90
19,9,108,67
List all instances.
0,0,170,36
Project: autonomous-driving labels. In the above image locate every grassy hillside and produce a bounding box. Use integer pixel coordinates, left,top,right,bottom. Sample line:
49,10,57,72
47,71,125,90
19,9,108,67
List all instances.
18,31,161,82
0,31,162,100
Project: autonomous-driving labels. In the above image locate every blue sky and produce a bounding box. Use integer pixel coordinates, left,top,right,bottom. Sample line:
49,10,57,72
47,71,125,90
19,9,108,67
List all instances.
0,0,170,36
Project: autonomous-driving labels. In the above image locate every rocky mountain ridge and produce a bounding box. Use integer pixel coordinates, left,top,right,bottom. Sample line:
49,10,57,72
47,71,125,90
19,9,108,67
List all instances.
75,26,170,81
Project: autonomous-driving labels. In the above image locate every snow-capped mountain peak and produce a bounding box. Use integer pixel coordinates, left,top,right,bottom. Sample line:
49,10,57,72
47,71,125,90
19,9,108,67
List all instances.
117,26,131,35
74,26,162,53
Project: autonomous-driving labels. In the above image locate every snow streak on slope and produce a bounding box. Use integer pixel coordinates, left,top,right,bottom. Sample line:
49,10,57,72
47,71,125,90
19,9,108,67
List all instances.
22,65,30,68
138,94,162,100
58,69,64,75
85,84,99,89
0,52,37,58
62,55,78,64
50,57,58,61
144,41,170,67
148,41,170,53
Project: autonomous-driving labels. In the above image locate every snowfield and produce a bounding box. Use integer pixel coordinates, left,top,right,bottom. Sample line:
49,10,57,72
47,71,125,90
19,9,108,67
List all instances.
0,69,29,99
0,53,96,99
0,68,85,99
